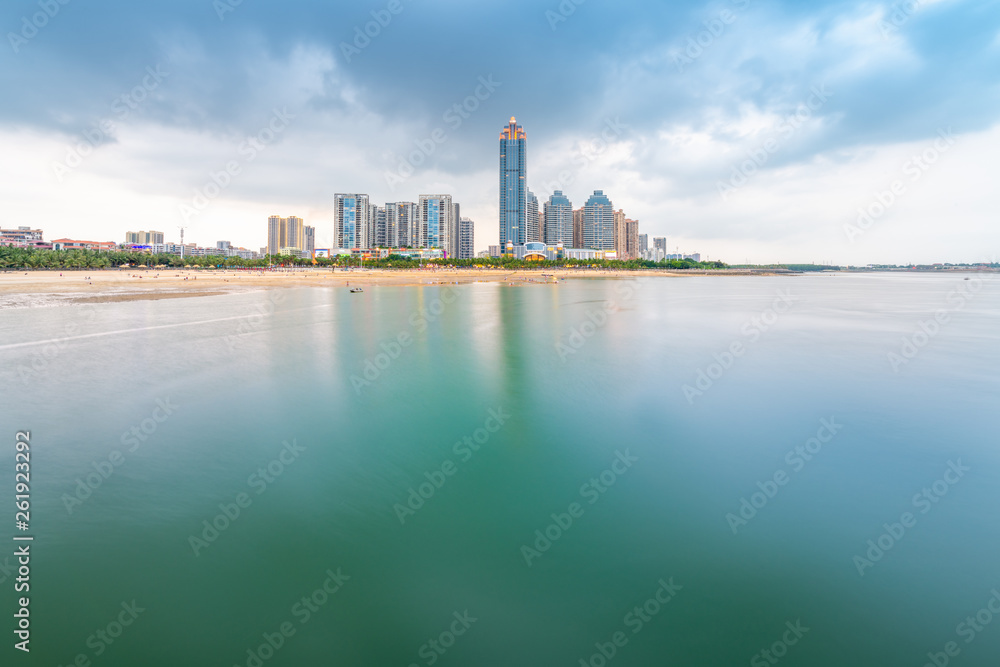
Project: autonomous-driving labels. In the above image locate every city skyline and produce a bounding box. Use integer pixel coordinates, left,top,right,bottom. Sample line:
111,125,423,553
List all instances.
1,2,995,264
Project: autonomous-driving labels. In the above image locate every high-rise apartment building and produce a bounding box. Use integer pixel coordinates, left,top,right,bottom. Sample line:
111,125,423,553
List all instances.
373,206,388,247
583,190,615,250
572,207,585,248
450,202,461,259
614,209,627,258
499,117,526,249
526,189,539,242
267,215,284,256
418,194,453,251
125,230,164,245
544,191,574,246
386,202,418,247
653,236,667,253
267,216,308,255
459,218,475,260
286,216,304,250
304,226,315,254
625,219,639,260
335,194,370,249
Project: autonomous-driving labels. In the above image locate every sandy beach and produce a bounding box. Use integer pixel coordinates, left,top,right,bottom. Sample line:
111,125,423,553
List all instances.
0,267,776,308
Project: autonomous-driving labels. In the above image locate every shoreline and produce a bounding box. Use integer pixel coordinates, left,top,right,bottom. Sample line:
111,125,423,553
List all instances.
0,267,790,308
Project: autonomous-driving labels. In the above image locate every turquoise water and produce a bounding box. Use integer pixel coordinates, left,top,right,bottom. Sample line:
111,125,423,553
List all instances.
2,273,999,666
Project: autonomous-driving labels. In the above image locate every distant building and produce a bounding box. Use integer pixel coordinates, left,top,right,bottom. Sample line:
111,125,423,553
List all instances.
583,190,615,250
614,209,627,258
572,207,585,248
418,194,454,252
125,230,164,245
544,191,573,247
638,234,648,253
499,117,527,248
451,202,461,259
653,237,667,254
51,239,116,251
303,226,315,254
217,240,231,251
488,245,501,258
458,217,475,259
1,227,44,247
267,216,307,255
386,202,418,248
625,219,639,260
335,194,370,250
526,188,539,242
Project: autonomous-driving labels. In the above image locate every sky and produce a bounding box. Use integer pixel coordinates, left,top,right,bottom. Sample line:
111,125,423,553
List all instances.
1,0,998,264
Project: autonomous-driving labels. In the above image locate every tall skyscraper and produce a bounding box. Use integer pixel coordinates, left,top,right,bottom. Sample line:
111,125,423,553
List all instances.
653,236,667,253
267,215,284,256
572,207,585,248
374,206,388,247
499,116,526,249
584,190,615,250
451,202,461,259
538,206,546,244
418,194,453,251
386,202,417,247
335,194,369,249
638,233,648,253
614,209,627,258
544,190,574,246
625,219,639,260
526,188,540,242
286,216,304,249
459,217,475,259
304,226,316,254
267,216,309,255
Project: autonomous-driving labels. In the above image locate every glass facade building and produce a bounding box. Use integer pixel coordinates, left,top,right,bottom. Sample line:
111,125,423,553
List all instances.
544,190,574,246
583,190,615,250
499,117,526,249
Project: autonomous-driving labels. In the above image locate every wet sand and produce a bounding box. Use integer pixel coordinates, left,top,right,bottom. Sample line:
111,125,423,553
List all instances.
0,267,774,308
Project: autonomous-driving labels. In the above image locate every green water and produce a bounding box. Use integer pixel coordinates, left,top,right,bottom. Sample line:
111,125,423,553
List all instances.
2,274,999,666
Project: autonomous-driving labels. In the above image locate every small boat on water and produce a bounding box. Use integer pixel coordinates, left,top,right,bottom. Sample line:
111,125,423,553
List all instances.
350,287,364,293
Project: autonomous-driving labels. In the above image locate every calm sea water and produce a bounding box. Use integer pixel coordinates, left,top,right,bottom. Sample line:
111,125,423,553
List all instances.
2,273,999,666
